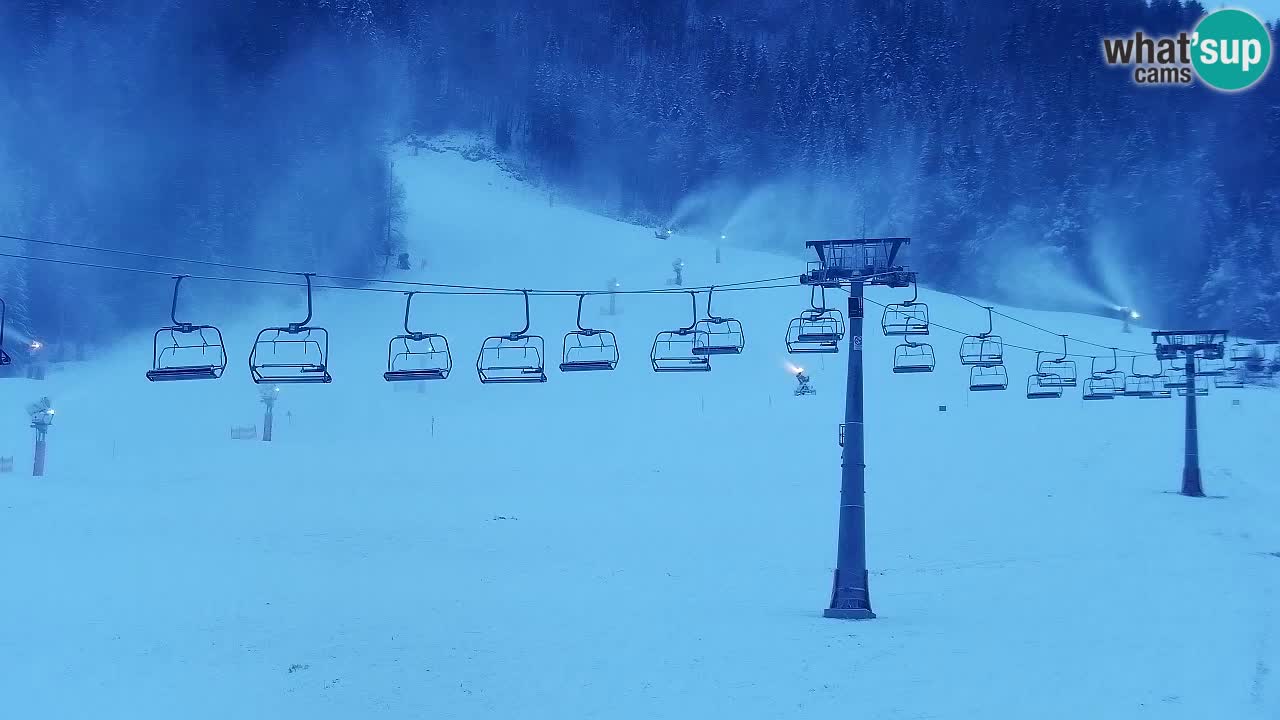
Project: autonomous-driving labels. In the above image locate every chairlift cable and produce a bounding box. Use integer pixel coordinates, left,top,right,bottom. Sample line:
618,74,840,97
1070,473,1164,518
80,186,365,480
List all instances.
2,245,1160,362
858,293,1155,359
952,292,1152,355
0,232,798,297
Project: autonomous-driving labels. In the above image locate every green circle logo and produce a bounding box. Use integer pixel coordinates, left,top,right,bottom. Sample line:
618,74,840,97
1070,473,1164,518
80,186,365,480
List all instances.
1191,8,1272,92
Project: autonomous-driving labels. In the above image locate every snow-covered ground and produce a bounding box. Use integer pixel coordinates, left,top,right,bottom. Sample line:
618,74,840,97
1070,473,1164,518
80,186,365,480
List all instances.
2,140,1278,719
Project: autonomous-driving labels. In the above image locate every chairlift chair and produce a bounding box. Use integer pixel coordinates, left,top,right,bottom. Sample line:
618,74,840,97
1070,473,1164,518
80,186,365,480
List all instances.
1089,348,1126,396
692,286,744,356
881,273,929,336
1178,377,1210,396
560,294,619,372
1126,353,1157,394
1123,375,1151,397
477,290,547,383
1035,336,1078,387
893,341,936,373
249,273,332,384
1196,355,1228,377
1240,346,1267,375
383,292,452,381
1083,375,1120,400
959,306,1004,366
786,286,844,354
1164,366,1189,389
1141,384,1172,399
968,364,1008,391
0,297,11,367
145,276,228,382
1125,356,1168,398
1214,371,1244,390
652,292,712,372
1026,373,1063,399
1229,342,1253,363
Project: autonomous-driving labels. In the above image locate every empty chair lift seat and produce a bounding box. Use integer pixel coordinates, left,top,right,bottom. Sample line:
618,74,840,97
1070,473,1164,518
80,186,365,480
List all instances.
560,295,619,372
249,273,332,384
652,292,712,372
787,310,844,354
384,292,452,382
147,275,228,382
969,364,1008,391
692,287,744,356
1026,373,1063,399
893,341,936,373
477,291,547,384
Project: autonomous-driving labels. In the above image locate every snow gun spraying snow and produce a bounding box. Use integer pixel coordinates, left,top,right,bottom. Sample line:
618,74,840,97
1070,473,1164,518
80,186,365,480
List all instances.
1115,305,1141,333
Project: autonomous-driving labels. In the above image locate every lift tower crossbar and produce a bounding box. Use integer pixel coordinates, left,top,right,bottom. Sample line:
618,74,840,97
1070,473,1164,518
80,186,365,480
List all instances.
803,238,912,621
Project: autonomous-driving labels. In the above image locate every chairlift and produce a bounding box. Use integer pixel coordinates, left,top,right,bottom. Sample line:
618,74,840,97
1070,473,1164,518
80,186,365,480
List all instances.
146,275,228,382
1178,377,1210,396
881,273,929,336
786,285,844,354
1140,360,1174,398
0,297,11,366
893,340,936,373
1089,348,1126,395
1122,357,1157,397
1125,374,1160,398
1141,384,1172,399
1150,360,1173,389
249,273,332,384
383,292,452,382
968,364,1008,391
652,291,712,372
1264,341,1280,375
1026,373,1063,399
477,290,547,383
1196,355,1228,377
1122,375,1150,397
692,286,744,356
1214,371,1244,390
1035,335,1077,387
1229,341,1253,363
1239,345,1267,375
560,294,619,372
1082,375,1120,400
1164,366,1189,389
959,306,1003,366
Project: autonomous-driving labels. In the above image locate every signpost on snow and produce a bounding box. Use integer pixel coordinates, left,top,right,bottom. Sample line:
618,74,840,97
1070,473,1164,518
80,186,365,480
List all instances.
802,237,912,620
1152,330,1227,497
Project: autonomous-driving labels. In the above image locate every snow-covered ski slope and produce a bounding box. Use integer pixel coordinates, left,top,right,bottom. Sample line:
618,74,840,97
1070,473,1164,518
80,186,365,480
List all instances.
3,139,1279,720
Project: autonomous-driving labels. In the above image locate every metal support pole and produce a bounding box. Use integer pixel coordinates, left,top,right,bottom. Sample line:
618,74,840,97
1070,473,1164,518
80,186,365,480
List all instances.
1181,354,1203,497
825,283,875,620
32,434,46,477
262,405,274,442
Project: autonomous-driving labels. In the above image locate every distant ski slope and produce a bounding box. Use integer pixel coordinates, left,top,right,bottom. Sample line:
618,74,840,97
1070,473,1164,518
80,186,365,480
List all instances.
1,136,1277,719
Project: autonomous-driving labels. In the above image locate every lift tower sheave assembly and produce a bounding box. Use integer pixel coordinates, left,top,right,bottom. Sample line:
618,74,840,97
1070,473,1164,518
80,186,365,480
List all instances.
803,237,911,621
1153,330,1227,498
